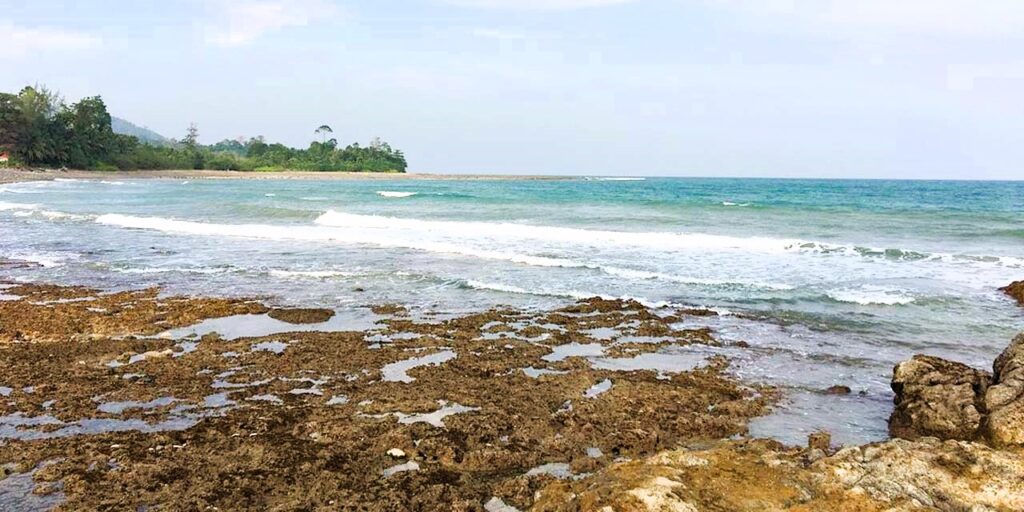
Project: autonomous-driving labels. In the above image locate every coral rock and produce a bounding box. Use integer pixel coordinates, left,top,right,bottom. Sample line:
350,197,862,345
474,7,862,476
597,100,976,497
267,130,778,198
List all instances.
889,355,991,441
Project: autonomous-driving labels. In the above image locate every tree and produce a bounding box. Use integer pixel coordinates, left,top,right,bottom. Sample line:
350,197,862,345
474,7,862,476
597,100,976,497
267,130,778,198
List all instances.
15,85,63,164
315,124,333,143
182,123,203,169
60,96,114,167
0,93,26,156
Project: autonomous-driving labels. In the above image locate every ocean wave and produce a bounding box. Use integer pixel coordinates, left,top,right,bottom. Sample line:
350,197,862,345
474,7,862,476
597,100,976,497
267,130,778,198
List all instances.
110,266,232,275
721,201,751,207
376,191,418,198
313,210,813,253
264,193,277,197
268,269,358,279
4,251,80,268
0,187,41,194
0,201,39,211
95,211,1024,276
600,267,794,291
461,279,675,308
585,177,646,181
825,286,916,306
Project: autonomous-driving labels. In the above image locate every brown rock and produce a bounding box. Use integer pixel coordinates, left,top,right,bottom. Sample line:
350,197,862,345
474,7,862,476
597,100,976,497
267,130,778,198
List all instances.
1001,280,1024,306
889,355,991,441
823,385,851,395
533,438,1024,511
267,308,334,324
807,432,831,452
985,332,1024,447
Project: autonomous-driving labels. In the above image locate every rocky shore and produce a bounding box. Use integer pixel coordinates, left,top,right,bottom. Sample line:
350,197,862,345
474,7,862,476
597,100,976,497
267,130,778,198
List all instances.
1,273,1022,510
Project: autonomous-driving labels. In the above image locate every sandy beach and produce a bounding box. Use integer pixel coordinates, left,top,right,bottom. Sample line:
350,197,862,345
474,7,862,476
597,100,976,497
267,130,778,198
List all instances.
0,168,568,185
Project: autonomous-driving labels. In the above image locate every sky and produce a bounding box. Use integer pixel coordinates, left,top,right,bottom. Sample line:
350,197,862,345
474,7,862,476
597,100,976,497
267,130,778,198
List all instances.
1,0,1023,178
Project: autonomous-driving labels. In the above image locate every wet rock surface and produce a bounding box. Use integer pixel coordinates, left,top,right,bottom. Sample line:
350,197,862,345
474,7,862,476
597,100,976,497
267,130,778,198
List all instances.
1001,280,1024,307
0,284,772,510
889,355,991,441
0,282,267,343
267,307,335,324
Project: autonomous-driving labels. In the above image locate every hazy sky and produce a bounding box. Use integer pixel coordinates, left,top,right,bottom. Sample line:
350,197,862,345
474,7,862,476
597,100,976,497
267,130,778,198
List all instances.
2,1,1023,178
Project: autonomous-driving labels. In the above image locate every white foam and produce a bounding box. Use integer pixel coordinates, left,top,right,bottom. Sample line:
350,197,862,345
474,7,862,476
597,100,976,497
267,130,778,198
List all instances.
0,202,38,211
826,286,916,306
463,280,676,309
38,210,90,221
269,269,356,279
93,212,1024,276
721,201,751,207
376,191,418,198
4,251,78,268
111,266,229,275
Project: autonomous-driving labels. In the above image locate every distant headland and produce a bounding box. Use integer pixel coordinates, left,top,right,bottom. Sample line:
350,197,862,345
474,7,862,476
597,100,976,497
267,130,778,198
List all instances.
0,85,407,173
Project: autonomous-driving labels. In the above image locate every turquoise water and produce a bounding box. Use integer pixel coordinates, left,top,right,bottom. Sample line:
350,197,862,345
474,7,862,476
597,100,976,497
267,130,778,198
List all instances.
2,177,1022,444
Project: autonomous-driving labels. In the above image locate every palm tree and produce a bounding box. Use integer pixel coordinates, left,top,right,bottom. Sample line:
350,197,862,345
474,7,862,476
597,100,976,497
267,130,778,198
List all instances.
315,125,333,143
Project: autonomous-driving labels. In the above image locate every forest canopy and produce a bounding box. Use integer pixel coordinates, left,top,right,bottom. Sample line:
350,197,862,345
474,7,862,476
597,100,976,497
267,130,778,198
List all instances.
0,86,407,173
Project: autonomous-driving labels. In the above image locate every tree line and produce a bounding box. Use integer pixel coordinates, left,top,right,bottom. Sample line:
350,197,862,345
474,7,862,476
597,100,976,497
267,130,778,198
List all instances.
0,86,407,173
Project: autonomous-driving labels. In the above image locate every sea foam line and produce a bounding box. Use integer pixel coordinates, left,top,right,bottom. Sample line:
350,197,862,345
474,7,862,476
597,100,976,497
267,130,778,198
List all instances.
93,213,798,290
462,279,677,309
376,191,418,198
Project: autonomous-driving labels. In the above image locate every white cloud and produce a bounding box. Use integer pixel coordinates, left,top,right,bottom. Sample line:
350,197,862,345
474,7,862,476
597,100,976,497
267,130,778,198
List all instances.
470,27,558,41
444,0,635,10
713,0,1024,38
0,22,101,58
203,0,340,47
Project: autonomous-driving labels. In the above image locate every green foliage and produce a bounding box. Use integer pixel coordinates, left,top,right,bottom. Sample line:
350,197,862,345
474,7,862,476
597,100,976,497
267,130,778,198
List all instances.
0,85,408,173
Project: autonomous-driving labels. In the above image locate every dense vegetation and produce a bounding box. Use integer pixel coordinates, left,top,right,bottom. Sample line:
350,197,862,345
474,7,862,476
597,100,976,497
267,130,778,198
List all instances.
0,86,407,172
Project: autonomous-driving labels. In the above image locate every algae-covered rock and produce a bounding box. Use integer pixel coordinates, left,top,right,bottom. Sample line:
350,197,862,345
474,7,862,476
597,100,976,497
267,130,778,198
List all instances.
889,355,991,441
267,307,334,324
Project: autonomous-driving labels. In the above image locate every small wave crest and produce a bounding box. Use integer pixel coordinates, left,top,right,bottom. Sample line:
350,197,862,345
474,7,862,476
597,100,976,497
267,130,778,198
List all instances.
376,191,418,198
461,279,675,308
268,269,357,279
721,201,751,207
825,286,916,306
0,201,39,211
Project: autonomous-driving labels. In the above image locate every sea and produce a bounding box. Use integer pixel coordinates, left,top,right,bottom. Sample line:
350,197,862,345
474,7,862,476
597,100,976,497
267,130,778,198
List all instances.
2,176,1022,446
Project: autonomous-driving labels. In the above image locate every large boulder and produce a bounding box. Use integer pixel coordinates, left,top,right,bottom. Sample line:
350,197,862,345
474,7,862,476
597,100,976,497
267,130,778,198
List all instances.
889,355,991,441
1001,281,1024,306
985,332,1024,446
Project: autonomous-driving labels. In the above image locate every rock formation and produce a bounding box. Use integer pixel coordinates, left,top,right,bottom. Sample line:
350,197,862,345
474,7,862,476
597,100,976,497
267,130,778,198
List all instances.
986,332,1024,446
533,438,1024,511
889,355,990,441
1001,280,1024,306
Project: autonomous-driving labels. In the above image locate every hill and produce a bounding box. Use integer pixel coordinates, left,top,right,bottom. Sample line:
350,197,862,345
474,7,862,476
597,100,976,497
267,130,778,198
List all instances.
111,117,172,146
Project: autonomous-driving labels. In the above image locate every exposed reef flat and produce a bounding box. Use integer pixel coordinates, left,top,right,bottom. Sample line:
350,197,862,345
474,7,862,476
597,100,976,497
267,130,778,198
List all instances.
0,282,771,510
3,276,1023,511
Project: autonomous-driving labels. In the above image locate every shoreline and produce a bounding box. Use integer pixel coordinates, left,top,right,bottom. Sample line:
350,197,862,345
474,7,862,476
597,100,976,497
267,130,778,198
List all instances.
0,270,1022,510
0,167,572,184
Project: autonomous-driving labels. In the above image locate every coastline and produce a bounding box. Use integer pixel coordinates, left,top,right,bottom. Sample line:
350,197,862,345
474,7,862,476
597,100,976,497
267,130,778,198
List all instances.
1,264,1022,509
0,168,571,184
